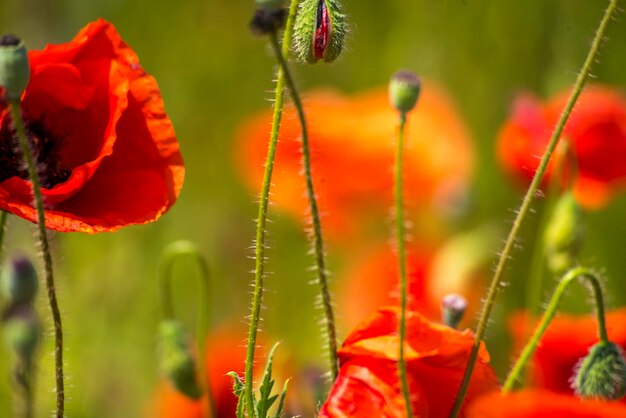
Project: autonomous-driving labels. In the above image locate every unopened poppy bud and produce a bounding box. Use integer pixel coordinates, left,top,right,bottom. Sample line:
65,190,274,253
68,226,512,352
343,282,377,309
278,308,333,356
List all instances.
441,294,467,329
389,70,421,114
1,255,38,305
573,342,626,401
3,306,40,363
543,191,583,275
294,0,346,64
255,0,287,10
158,320,202,400
0,34,30,100
249,7,288,36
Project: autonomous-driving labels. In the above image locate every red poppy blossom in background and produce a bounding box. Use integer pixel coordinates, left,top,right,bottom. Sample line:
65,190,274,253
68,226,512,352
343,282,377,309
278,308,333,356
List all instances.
235,84,474,241
497,86,626,208
467,390,626,418
509,309,626,395
319,307,498,418
0,19,184,232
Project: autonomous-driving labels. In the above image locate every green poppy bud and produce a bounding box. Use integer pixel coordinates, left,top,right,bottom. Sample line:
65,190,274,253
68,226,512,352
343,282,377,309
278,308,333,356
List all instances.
543,191,583,275
294,0,346,64
389,70,421,114
1,255,38,306
441,294,467,329
573,342,626,401
3,306,40,364
158,320,202,400
0,34,30,100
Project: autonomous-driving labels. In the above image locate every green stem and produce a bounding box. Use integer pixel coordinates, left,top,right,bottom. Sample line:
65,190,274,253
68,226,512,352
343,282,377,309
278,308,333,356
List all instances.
503,266,608,391
0,210,8,264
395,113,413,418
448,1,619,416
9,100,65,418
244,0,300,410
159,240,215,418
273,16,339,381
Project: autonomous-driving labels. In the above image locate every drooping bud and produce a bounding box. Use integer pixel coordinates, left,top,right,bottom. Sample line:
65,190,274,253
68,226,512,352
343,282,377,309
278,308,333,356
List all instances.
158,320,202,400
441,294,468,329
2,306,41,364
389,70,421,114
573,342,626,401
543,191,583,275
1,254,38,306
0,34,30,100
255,0,287,10
294,0,346,64
249,7,288,36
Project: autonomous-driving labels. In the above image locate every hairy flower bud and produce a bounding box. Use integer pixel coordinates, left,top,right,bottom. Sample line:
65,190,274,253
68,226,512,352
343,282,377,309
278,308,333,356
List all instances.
573,342,626,401
441,294,468,329
389,70,421,113
158,320,202,400
1,254,38,306
0,34,30,100
294,0,346,64
3,306,40,364
543,191,583,275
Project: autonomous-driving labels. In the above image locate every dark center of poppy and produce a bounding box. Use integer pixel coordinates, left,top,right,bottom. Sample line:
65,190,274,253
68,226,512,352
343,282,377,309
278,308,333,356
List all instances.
0,109,71,189
0,34,21,47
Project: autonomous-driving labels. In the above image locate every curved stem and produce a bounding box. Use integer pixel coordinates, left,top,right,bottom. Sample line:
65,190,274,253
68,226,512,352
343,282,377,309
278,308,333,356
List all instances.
244,0,300,410
394,113,413,418
159,240,215,418
503,266,608,391
9,99,64,418
273,19,339,381
448,1,620,416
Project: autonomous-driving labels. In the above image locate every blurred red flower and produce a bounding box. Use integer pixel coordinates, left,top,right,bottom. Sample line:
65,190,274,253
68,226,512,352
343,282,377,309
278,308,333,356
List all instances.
509,309,626,395
0,19,184,232
235,84,473,241
319,307,498,418
497,86,626,208
467,390,626,418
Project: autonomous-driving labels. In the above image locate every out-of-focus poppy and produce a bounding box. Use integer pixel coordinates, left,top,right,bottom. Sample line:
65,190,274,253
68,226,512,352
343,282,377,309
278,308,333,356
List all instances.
235,84,474,241
497,86,626,209
319,307,499,418
467,390,626,418
0,19,184,233
509,309,626,395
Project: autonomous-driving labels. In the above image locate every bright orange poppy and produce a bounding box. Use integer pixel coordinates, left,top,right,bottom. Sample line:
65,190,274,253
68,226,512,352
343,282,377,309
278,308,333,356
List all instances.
319,307,499,417
467,390,626,418
0,19,183,232
509,309,626,395
497,86,626,208
235,84,473,241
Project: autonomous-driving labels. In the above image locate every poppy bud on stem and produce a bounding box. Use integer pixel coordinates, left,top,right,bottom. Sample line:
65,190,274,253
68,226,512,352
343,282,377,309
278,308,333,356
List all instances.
1,34,66,418
294,0,346,64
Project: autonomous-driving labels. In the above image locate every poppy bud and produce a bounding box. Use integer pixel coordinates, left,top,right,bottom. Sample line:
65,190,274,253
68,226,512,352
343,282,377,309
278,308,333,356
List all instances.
0,34,30,100
3,306,40,364
573,341,626,400
255,0,287,10
158,320,202,400
389,70,421,114
1,255,38,306
294,0,346,64
543,191,583,275
441,294,467,329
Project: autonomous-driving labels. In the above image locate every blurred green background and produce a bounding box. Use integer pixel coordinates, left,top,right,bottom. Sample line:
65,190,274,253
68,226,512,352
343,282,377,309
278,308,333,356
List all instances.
1,0,626,416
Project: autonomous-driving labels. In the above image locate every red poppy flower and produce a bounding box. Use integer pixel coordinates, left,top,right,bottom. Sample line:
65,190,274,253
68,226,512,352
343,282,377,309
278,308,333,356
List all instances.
496,86,626,208
235,84,473,241
0,19,183,233
509,309,626,395
467,390,626,418
319,307,499,417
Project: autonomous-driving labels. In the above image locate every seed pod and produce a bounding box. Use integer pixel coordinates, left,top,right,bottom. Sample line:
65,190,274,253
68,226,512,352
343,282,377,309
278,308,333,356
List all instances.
573,342,626,401
389,70,421,114
543,191,583,276
441,294,468,329
158,320,202,400
3,306,41,364
1,255,38,306
0,34,30,100
294,0,346,64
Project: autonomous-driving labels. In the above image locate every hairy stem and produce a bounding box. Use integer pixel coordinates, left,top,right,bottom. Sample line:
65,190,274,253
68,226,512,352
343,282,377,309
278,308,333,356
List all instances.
394,113,413,417
448,1,620,416
503,267,607,391
10,100,64,418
